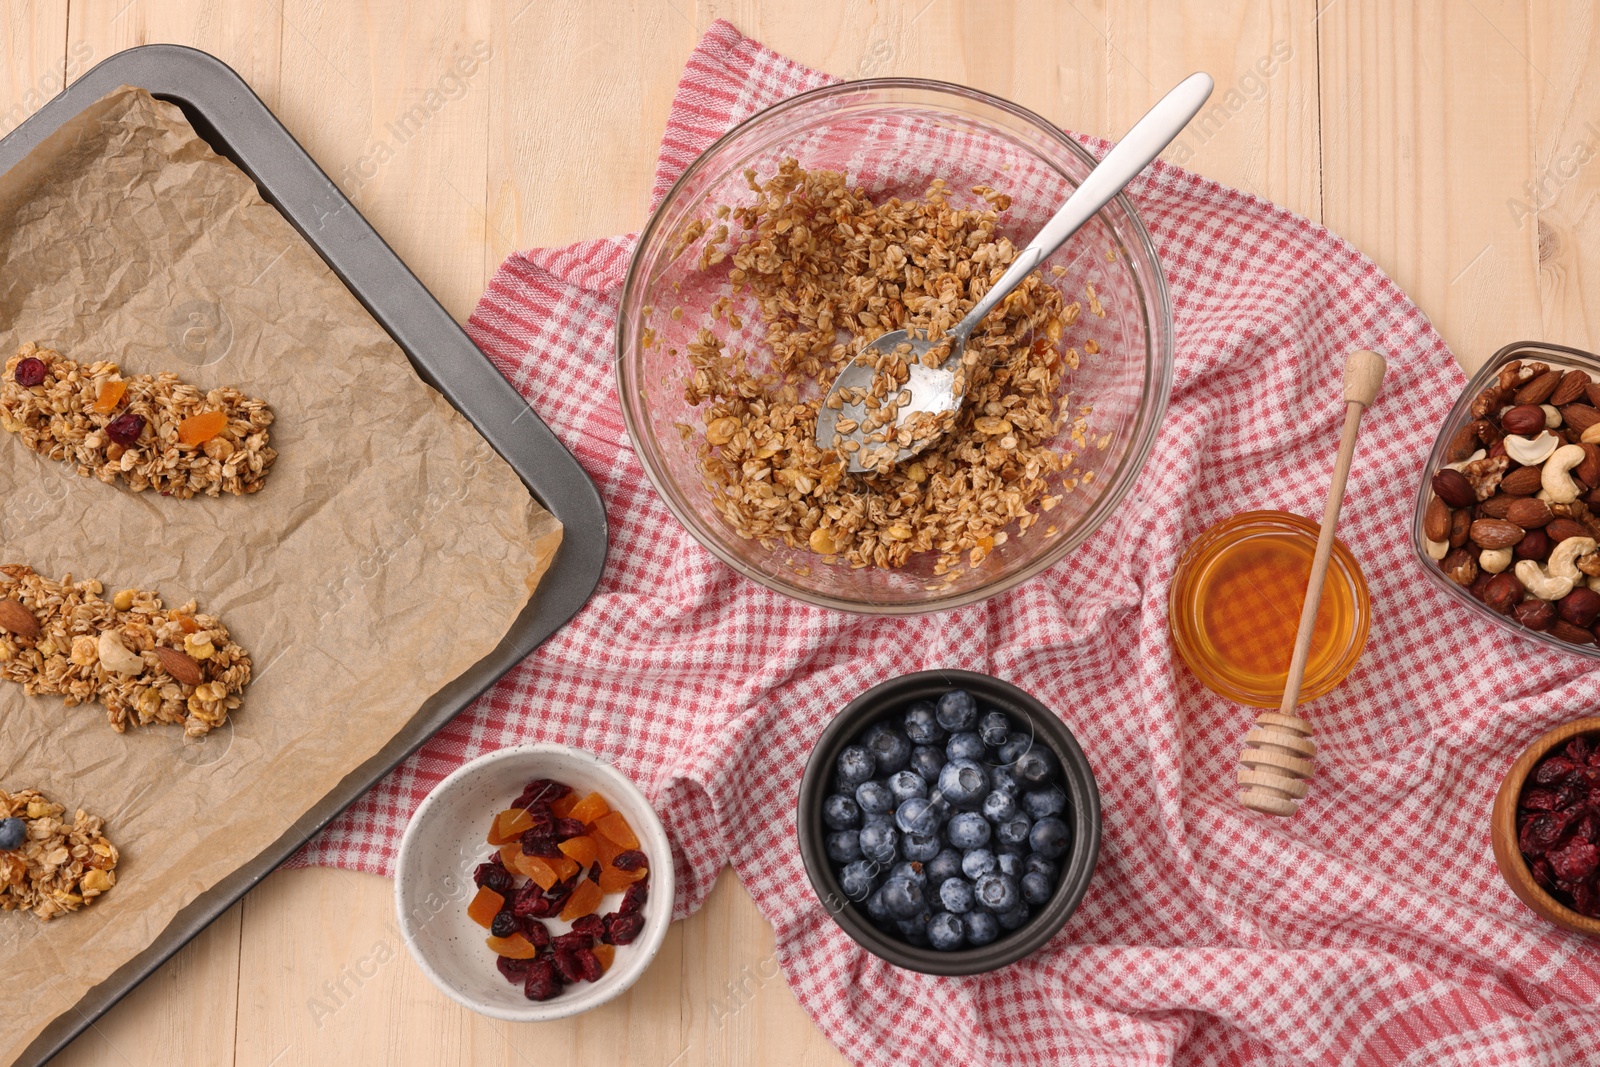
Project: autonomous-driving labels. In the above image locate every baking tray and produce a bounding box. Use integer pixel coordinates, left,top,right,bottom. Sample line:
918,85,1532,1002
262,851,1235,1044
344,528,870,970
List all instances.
2,45,608,1067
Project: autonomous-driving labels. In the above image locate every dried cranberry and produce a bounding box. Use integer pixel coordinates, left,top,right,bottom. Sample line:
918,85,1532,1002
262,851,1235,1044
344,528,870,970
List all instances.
588,862,602,882
554,818,587,840
570,914,605,940
515,779,573,808
105,412,145,447
607,912,646,946
490,910,519,938
510,883,544,918
1550,839,1600,882
1532,857,1558,891
613,850,648,871
1568,736,1593,765
575,947,603,983
520,830,561,857
1535,756,1579,785
1521,810,1577,856
619,882,648,915
522,917,550,948
543,880,574,912
497,954,533,983
527,893,558,919
523,958,561,1001
1521,788,1562,812
12,357,45,387
476,863,514,894
554,930,593,952
552,948,583,984
1558,782,1588,811
1573,880,1600,917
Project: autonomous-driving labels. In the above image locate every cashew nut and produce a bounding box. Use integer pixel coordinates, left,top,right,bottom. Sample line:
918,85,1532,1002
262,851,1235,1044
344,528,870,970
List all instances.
1426,537,1449,560
1447,449,1486,473
1543,444,1588,503
1517,559,1575,601
1479,547,1513,574
1505,431,1560,466
1583,423,1600,445
1550,536,1597,579
96,631,145,675
1544,404,1564,429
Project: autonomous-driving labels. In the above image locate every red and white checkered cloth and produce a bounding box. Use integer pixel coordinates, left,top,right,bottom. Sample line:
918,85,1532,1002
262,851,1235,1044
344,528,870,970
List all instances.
295,20,1600,1066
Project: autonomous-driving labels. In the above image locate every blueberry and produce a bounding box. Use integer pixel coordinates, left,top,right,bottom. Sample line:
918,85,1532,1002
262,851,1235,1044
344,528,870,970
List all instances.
1029,816,1071,860
961,848,996,881
823,793,861,830
0,816,24,851
836,745,876,789
865,888,893,927
946,812,990,850
981,790,1017,823
996,901,1031,931
995,851,1023,879
862,811,894,834
936,689,979,732
1021,870,1054,905
490,910,518,938
839,860,879,901
902,831,942,862
859,822,899,865
927,911,966,951
1021,788,1066,820
946,731,986,763
887,769,928,805
888,860,927,888
978,709,1011,747
902,701,945,745
855,780,894,815
936,759,990,809
938,877,975,914
995,813,1032,848
895,797,940,836
897,912,932,946
826,830,863,864
995,732,1031,766
866,726,913,775
965,910,999,946
975,873,1020,913
1024,853,1058,879
881,878,925,919
925,848,963,887
989,765,1022,796
909,744,946,783
1015,745,1058,786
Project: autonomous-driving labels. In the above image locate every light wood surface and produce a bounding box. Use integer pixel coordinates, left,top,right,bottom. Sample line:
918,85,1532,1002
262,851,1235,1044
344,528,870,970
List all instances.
3,0,1599,1063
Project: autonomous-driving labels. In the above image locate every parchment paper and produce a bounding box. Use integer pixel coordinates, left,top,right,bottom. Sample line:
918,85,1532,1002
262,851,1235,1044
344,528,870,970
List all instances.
0,87,563,1059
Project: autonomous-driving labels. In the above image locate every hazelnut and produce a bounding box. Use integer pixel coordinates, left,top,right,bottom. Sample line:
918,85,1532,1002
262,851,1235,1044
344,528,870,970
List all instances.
1560,587,1600,628
1484,572,1525,615
1514,598,1557,631
1442,547,1479,587
1450,506,1472,547
1502,405,1548,435
1432,469,1477,508
1548,518,1591,543
1516,527,1552,560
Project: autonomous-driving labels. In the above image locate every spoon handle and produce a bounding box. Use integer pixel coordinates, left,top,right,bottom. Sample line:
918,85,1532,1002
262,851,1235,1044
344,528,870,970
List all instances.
948,72,1214,344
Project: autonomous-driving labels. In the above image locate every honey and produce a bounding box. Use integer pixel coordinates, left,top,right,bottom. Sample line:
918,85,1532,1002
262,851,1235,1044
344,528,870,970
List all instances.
1169,511,1369,707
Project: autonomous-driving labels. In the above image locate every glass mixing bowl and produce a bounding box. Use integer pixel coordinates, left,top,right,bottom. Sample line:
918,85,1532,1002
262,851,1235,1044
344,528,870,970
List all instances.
616,79,1173,613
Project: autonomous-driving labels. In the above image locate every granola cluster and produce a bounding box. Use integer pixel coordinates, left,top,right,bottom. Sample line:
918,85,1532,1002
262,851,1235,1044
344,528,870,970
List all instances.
0,789,118,920
0,564,251,737
676,161,1094,574
0,342,276,497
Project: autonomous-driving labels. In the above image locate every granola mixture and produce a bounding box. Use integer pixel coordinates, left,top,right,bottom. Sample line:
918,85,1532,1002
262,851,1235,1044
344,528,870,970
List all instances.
677,161,1093,574
1,342,276,497
0,788,119,920
0,564,250,737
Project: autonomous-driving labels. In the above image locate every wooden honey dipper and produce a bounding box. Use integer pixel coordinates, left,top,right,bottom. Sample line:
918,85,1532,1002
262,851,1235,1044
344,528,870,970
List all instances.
1238,349,1386,816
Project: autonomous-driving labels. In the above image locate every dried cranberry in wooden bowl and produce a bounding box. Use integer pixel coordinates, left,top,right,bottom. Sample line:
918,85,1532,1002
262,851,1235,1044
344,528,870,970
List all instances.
1491,717,1600,937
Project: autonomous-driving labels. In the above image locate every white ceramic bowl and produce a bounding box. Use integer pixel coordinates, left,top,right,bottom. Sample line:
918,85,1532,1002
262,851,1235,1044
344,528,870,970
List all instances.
394,743,674,1021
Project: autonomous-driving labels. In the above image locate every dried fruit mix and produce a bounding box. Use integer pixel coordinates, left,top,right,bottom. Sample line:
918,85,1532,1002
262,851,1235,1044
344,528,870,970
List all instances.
1517,733,1600,917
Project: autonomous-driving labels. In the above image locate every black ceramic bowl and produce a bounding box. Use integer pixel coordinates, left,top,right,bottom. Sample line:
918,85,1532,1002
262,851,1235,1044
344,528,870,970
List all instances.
796,669,1101,975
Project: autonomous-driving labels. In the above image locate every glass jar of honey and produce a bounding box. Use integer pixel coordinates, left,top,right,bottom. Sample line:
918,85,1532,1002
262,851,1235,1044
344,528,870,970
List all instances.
1169,510,1370,707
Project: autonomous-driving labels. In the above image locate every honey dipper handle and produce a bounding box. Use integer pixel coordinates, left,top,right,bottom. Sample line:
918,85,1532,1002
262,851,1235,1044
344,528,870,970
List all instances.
1240,350,1385,816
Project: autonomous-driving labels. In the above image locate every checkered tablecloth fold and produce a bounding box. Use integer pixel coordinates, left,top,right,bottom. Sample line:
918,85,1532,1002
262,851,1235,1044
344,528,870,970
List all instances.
294,19,1600,1066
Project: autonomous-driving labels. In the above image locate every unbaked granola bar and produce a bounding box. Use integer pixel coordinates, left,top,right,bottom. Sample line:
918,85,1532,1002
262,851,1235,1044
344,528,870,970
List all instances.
0,564,251,737
0,788,119,920
1,342,276,497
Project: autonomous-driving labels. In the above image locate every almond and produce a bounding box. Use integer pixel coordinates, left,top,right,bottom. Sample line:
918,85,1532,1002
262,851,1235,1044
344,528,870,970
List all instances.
1548,518,1591,543
1516,370,1564,405
1478,494,1515,518
1470,518,1525,549
1450,506,1472,547
1552,369,1591,406
1506,497,1554,528
1446,422,1481,463
1579,442,1600,489
1587,381,1600,409
154,646,204,687
1561,404,1600,435
1551,619,1597,645
1424,496,1451,542
0,599,40,639
1501,465,1546,495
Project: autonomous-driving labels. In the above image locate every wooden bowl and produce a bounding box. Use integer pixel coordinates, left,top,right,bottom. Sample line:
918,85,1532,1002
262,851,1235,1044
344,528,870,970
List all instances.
1491,717,1600,937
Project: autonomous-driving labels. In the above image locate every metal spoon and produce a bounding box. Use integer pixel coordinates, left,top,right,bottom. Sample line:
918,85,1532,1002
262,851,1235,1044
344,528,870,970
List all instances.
815,72,1214,473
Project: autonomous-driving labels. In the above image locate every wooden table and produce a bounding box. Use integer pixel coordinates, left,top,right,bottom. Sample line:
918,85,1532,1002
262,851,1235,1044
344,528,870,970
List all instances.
6,1,1595,1063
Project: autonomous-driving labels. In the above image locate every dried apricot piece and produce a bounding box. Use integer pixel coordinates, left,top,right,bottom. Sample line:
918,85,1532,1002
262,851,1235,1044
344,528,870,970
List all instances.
92,380,127,413
560,878,603,922
592,943,615,972
598,865,648,893
467,886,505,928
594,832,626,867
487,808,535,846
550,794,579,819
593,811,639,850
569,792,610,825
498,843,525,871
549,855,580,883
486,933,538,959
177,410,228,446
558,835,598,869
516,854,560,891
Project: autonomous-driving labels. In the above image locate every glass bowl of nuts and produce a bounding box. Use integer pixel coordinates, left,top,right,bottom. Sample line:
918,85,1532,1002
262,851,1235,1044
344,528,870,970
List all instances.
616,79,1174,613
1413,341,1600,657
